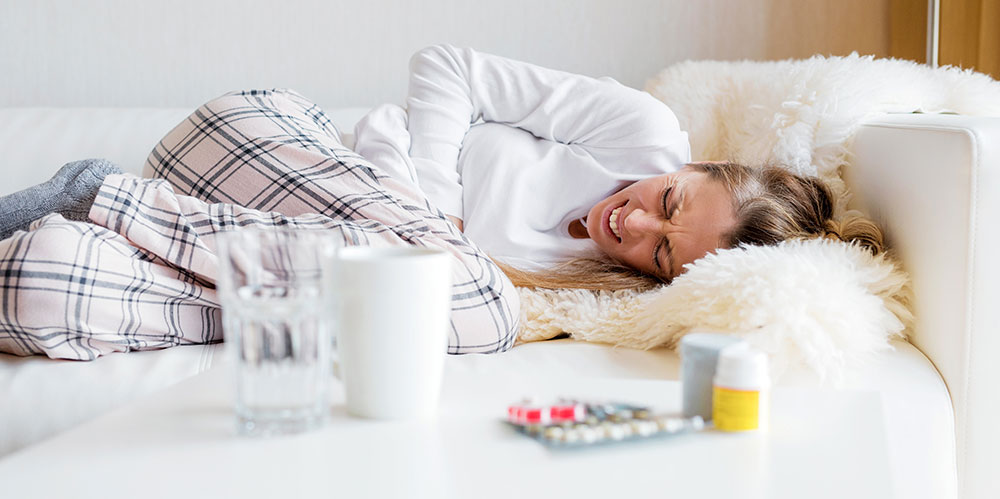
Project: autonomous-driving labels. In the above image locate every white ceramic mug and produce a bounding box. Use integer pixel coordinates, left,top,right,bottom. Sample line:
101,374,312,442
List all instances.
331,246,452,420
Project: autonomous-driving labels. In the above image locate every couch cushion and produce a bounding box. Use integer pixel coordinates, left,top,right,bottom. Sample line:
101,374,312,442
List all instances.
0,343,223,456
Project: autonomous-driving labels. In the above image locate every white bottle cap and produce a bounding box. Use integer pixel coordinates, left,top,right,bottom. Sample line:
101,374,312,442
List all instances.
714,343,769,390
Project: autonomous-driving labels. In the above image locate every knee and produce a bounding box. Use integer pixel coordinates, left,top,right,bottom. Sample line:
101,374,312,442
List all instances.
214,88,317,116
450,262,521,354
207,88,340,145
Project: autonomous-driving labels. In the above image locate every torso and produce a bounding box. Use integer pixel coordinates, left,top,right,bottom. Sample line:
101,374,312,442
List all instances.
459,123,675,269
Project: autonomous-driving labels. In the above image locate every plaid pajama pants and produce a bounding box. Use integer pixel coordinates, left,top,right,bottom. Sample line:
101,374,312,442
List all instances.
0,89,519,360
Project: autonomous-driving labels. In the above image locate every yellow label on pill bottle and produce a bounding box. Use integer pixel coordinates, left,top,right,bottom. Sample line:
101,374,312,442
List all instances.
712,386,760,431
712,343,769,432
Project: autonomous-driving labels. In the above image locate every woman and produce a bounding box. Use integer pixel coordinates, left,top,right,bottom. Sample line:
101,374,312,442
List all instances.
348,45,879,289
0,45,881,360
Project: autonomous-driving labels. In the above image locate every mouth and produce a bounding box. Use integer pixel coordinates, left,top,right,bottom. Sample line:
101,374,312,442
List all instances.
604,203,625,243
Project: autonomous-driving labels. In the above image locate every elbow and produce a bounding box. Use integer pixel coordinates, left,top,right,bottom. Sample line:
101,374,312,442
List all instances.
409,44,448,71
409,44,467,74
639,92,683,133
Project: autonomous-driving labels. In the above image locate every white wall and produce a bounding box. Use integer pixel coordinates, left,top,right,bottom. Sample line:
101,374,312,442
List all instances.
0,0,889,109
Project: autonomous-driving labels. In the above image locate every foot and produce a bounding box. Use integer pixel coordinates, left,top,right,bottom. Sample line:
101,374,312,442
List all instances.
47,159,125,221
0,159,124,240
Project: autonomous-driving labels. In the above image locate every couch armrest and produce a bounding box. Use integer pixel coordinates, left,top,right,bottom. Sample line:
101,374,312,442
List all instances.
847,113,1000,499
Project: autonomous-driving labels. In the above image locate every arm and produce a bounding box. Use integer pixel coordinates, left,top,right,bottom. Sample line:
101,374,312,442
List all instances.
353,104,464,232
406,44,687,220
353,104,420,186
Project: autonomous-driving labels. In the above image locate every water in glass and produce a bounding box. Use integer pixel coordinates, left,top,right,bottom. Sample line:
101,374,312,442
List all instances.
226,284,332,436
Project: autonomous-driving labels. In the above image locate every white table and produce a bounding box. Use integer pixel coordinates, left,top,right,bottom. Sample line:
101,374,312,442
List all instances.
0,359,892,498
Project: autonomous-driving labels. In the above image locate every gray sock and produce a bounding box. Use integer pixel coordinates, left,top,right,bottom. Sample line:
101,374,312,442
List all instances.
0,159,124,240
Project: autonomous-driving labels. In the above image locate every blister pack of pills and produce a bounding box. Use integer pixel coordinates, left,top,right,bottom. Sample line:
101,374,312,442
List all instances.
506,398,705,447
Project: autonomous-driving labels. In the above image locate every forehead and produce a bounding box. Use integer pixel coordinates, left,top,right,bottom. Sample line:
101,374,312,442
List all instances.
668,170,737,275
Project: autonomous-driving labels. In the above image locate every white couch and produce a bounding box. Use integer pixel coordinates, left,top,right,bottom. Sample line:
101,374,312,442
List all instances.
0,107,997,499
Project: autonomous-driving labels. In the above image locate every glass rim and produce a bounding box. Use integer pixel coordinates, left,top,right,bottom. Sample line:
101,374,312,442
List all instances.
336,246,448,261
217,226,337,235
216,227,340,245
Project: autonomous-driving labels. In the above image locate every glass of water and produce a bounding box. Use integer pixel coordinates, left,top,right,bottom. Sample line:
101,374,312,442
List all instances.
215,228,338,436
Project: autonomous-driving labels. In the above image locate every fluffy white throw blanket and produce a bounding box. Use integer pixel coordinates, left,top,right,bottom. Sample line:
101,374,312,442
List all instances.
516,54,1000,379
647,53,1000,210
518,239,911,381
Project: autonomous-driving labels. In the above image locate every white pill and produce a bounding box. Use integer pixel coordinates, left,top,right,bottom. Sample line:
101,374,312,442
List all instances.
609,424,627,440
691,416,705,431
621,423,634,437
665,418,682,433
595,423,611,439
563,429,580,443
544,426,565,441
635,421,656,437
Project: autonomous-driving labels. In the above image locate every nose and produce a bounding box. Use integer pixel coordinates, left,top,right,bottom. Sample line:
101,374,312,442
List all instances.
623,208,666,237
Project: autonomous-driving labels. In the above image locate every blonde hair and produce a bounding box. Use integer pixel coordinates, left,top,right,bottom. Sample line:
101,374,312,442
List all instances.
499,162,884,290
495,257,664,292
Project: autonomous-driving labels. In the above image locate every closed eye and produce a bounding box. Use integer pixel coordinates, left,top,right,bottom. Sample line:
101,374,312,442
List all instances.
653,185,675,275
654,237,674,278
661,186,673,219
653,181,686,278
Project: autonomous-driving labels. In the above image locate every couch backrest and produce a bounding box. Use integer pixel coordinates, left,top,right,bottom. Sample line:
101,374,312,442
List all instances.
0,107,368,196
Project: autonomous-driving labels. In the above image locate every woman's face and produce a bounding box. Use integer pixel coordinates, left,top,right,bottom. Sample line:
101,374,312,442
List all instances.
586,166,738,281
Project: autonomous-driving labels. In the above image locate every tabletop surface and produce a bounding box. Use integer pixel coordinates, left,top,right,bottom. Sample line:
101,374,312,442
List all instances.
0,359,892,499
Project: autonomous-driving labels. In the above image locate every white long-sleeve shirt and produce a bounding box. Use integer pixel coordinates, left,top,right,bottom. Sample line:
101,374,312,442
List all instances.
354,45,691,270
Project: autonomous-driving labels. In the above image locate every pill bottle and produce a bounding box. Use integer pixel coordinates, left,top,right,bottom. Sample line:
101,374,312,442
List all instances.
679,332,746,419
712,343,769,432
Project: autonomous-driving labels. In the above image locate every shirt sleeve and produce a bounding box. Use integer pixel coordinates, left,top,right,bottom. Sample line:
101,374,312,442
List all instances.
353,104,420,187
406,44,690,220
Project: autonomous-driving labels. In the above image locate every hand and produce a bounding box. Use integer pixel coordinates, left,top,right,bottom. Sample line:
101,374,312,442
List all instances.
446,215,464,232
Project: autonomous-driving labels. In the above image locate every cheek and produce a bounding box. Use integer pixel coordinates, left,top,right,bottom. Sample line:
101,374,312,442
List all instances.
615,241,655,272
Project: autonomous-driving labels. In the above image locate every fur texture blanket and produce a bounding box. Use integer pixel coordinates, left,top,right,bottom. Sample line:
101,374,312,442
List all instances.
516,54,1000,379
648,53,1000,210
